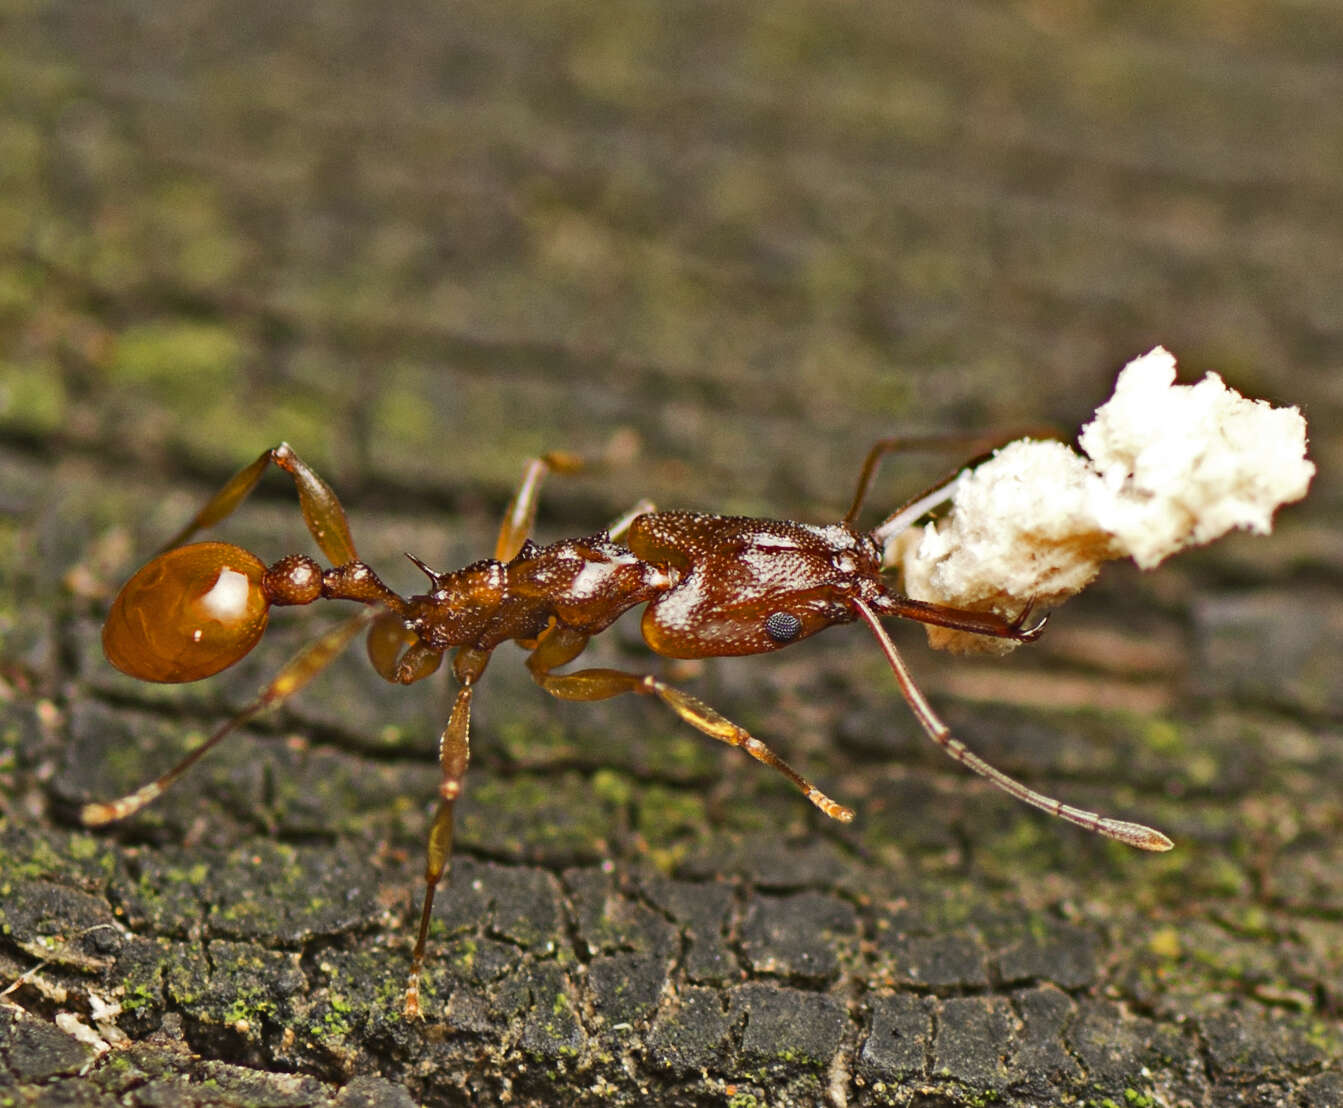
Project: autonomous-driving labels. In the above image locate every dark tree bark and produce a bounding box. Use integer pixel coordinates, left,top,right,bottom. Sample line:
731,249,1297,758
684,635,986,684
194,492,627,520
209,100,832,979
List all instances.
1,3,1340,1105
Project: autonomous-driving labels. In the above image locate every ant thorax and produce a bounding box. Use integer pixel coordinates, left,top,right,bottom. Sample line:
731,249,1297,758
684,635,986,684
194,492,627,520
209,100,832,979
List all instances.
403,559,509,650
404,533,669,654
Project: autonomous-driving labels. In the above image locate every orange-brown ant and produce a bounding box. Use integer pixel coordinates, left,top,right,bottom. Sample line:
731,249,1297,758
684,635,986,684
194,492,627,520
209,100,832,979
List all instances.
92,441,1172,1018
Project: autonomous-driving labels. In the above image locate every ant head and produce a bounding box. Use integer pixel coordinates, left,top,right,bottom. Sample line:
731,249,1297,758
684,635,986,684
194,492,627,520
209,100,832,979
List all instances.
630,513,887,658
103,542,271,683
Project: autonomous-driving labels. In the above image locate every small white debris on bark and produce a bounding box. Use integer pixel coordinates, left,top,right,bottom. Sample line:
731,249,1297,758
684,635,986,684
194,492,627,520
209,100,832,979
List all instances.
892,347,1315,654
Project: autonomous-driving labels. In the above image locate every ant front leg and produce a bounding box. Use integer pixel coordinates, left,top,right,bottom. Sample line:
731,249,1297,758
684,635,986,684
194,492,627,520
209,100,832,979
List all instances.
607,499,657,543
524,626,854,823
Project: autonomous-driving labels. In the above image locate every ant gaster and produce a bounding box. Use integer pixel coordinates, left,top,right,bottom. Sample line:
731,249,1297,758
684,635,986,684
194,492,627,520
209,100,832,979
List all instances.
92,441,1172,1018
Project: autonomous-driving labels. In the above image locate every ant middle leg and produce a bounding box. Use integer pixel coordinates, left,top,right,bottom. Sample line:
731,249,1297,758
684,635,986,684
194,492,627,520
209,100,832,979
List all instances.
525,627,854,823
495,452,585,561
495,453,653,560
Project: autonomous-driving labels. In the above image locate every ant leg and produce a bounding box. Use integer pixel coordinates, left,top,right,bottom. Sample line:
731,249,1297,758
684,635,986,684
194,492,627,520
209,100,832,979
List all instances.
159,443,358,566
497,453,648,558
851,599,1172,851
366,613,443,684
403,646,489,1019
83,609,374,825
404,673,476,1019
525,627,853,822
607,499,656,543
495,452,585,561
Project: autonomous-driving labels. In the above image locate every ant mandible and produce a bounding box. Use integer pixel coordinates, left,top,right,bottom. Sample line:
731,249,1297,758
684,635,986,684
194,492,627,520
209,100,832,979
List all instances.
91,441,1172,1018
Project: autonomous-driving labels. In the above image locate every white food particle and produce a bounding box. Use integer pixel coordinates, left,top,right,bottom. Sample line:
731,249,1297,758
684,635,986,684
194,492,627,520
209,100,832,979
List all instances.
897,347,1314,654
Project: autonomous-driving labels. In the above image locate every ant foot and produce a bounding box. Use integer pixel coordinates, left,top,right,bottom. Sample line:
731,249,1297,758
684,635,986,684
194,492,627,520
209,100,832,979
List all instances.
1010,600,1049,641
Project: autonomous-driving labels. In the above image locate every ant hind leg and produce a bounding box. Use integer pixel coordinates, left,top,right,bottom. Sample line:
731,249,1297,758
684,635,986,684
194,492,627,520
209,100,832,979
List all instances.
159,442,359,566
84,609,373,825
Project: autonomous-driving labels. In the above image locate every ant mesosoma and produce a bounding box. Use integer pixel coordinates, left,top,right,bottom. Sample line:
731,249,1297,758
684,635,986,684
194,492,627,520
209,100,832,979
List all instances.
92,441,1172,1018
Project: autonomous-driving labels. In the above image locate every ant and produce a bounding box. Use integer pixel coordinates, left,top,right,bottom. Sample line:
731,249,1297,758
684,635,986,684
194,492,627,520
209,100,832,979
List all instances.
91,441,1172,1018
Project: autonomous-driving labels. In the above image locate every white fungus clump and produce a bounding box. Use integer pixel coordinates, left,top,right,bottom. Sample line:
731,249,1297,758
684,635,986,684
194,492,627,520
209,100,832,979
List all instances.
894,347,1314,654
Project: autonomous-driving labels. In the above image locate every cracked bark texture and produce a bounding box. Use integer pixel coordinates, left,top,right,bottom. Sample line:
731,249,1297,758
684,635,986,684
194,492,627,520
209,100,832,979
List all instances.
2,2,1341,1105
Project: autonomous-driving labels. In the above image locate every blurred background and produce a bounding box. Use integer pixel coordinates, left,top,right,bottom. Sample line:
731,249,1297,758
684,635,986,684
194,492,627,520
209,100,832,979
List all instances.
4,1,1337,510
1,1,1340,1104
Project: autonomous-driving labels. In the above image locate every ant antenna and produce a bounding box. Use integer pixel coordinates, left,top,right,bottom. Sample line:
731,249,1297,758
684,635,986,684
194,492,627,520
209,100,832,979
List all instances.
851,599,1172,852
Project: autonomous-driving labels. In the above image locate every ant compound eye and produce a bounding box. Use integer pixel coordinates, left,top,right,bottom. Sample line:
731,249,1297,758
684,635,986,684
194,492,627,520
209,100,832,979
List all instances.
764,611,803,643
